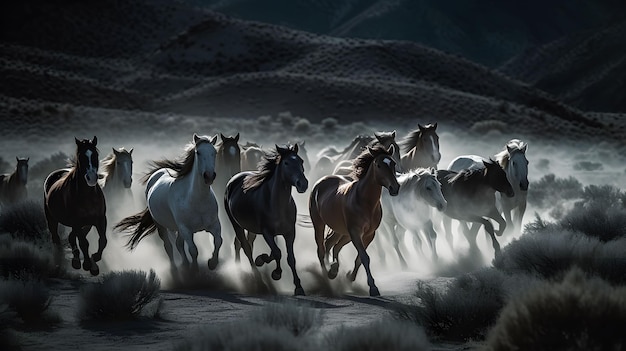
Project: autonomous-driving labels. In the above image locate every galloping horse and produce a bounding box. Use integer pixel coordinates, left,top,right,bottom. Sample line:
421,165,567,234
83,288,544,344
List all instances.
241,142,264,172
438,160,514,257
447,139,529,234
309,144,400,296
332,131,403,176
399,123,441,170
311,134,374,183
0,157,29,207
115,134,222,274
379,168,447,264
100,147,134,216
44,137,106,275
224,144,308,295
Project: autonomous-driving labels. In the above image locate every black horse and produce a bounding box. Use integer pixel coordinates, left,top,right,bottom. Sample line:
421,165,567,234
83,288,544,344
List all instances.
224,144,308,295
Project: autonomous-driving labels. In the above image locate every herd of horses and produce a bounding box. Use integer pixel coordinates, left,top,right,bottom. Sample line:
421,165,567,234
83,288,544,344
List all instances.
0,123,530,296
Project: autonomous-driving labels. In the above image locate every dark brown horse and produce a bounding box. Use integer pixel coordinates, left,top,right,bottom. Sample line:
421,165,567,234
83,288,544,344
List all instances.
225,144,308,295
309,144,400,296
0,157,29,207
438,159,514,257
44,137,107,275
399,123,441,170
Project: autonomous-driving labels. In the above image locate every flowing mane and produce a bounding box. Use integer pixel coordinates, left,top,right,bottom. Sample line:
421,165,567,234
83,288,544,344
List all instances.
242,144,298,192
350,144,391,180
400,168,436,186
142,141,206,183
398,124,436,153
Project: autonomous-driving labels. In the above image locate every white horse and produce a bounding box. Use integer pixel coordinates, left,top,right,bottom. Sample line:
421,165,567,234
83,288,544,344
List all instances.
116,134,222,274
447,139,529,236
100,147,134,218
379,168,447,265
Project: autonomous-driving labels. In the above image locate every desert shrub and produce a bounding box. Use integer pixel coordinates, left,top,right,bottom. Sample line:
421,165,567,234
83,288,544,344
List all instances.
493,229,626,284
293,118,311,133
326,319,430,351
78,269,161,321
560,203,626,241
174,321,302,351
0,200,49,242
0,237,62,279
250,300,323,336
526,174,583,208
578,184,625,208
397,268,513,341
573,160,603,171
0,279,55,324
321,117,338,129
486,268,626,351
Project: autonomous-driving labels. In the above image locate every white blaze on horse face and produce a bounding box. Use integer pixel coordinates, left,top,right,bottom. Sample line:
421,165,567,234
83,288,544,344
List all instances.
229,146,238,157
84,149,98,187
383,157,392,169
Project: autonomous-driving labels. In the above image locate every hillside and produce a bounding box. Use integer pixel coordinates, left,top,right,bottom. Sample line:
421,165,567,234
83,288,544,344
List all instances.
500,20,626,113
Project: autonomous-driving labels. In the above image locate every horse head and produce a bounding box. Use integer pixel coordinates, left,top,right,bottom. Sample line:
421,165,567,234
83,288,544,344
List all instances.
507,143,529,191
369,144,400,196
276,143,308,193
76,136,99,187
374,130,403,172
419,168,447,212
483,158,514,197
113,147,133,189
220,133,241,159
194,133,218,185
418,123,441,166
15,157,29,185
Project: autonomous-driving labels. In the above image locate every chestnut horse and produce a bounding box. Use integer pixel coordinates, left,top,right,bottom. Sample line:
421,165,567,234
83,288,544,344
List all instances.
309,144,400,296
44,136,106,275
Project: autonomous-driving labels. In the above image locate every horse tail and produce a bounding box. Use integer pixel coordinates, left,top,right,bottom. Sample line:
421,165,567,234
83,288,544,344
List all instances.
114,208,157,250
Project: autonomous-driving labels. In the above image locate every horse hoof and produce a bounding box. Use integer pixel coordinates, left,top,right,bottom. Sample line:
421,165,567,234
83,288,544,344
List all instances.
328,262,339,279
255,254,269,267
369,286,380,297
72,258,81,270
82,260,92,271
90,264,100,276
294,287,305,296
92,253,102,262
208,258,218,270
346,271,356,282
271,269,282,280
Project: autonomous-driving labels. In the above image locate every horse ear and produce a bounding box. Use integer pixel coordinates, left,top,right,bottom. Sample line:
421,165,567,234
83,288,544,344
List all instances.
367,146,375,156
418,123,425,130
129,148,134,155
374,132,383,141
391,130,396,139
15,156,18,162
521,144,528,153
293,143,299,154
301,140,305,147
234,133,240,142
209,135,218,145
220,133,226,141
433,123,437,130
26,157,29,162
92,136,97,146
75,137,80,145
113,147,119,155
193,133,201,144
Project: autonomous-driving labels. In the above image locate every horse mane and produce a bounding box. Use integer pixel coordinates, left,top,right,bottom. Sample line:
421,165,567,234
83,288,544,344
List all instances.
400,168,435,186
447,167,484,184
350,144,391,180
142,141,199,183
242,144,297,192
398,124,436,153
495,139,527,169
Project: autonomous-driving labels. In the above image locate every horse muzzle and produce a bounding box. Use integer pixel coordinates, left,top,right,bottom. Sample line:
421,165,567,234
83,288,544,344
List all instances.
124,179,132,188
388,184,400,196
505,189,515,198
437,201,447,212
295,178,308,193
85,173,98,187
204,172,216,185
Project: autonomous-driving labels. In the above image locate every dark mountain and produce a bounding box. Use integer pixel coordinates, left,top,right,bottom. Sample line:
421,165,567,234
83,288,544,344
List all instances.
190,0,626,67
500,21,626,113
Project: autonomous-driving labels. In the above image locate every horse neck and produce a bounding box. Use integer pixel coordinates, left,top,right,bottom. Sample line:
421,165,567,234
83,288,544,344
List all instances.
185,158,211,197
8,170,24,186
68,166,95,193
353,163,383,208
267,165,293,208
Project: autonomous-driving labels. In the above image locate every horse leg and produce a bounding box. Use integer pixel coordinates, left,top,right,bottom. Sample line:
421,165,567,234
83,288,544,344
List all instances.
156,225,178,275
324,230,340,261
77,226,93,273
424,220,438,260
514,201,527,234
175,233,190,269
178,226,199,273
88,218,107,276
259,232,282,280
469,216,500,257
462,221,480,252
329,235,350,279
348,230,379,297
68,227,81,269
207,220,222,270
234,236,242,262
44,205,62,247
442,215,454,251
309,201,328,274
487,208,507,237
284,230,304,295
380,215,403,267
